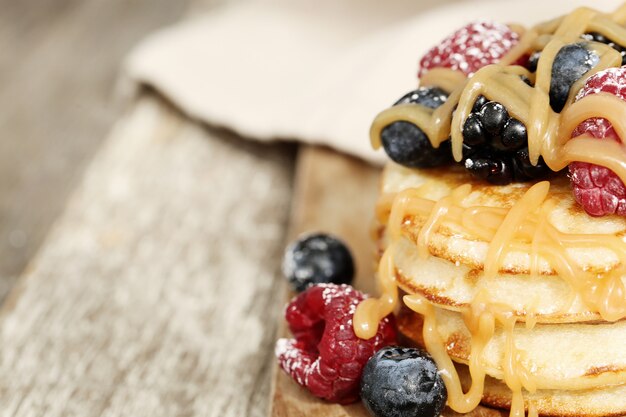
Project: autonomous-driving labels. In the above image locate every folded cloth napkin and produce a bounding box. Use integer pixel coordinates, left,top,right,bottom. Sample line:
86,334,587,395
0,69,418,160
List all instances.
125,0,623,165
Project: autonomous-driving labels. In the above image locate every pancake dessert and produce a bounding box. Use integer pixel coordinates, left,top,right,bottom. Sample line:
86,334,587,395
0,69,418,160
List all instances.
354,4,626,417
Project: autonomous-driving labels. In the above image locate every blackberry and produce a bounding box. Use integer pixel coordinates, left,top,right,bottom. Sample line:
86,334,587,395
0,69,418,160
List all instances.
461,96,553,184
463,147,514,185
549,42,599,112
360,346,447,417
282,233,354,293
381,87,453,168
581,32,626,65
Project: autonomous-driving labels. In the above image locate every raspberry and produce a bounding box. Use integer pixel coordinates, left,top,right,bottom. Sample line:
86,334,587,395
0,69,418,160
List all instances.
275,284,396,404
568,67,626,217
418,22,520,78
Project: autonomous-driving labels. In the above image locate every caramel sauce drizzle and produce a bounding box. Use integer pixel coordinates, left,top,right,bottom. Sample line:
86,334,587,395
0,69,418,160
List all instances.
357,179,626,415
365,181,626,324
370,7,626,181
356,5,626,416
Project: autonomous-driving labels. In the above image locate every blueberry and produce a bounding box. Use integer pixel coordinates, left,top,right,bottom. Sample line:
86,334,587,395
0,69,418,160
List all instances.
361,346,447,417
282,233,354,292
394,86,449,109
550,42,599,112
380,87,453,168
381,122,453,168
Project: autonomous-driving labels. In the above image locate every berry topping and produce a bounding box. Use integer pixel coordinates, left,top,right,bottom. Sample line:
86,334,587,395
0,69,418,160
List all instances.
360,346,447,417
381,123,452,168
480,102,509,140
282,233,355,293
581,32,626,65
461,96,553,184
275,284,397,404
394,86,449,109
549,42,599,112
502,118,528,150
418,22,520,78
568,67,626,217
381,87,453,168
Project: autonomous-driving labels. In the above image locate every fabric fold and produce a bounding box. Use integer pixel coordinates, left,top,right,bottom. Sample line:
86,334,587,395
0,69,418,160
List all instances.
124,0,622,165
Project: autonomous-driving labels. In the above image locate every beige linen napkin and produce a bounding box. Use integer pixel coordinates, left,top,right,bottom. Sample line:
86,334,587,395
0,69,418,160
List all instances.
125,0,623,165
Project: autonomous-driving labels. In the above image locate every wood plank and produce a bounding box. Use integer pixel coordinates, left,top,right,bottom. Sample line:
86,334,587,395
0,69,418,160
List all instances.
0,93,296,417
0,0,190,301
270,146,380,417
285,146,381,292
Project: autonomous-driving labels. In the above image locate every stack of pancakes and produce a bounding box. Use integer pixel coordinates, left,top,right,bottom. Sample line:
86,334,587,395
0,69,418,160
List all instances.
377,162,626,417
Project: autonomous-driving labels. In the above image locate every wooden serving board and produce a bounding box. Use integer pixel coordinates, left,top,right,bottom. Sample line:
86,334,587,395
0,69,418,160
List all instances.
269,146,505,417
269,145,379,417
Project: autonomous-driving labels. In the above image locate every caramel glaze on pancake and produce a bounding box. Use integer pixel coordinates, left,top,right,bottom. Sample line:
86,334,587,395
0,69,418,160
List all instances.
395,268,605,324
378,163,626,277
391,238,609,324
398,306,626,417
373,162,626,323
397,304,626,391
357,160,626,416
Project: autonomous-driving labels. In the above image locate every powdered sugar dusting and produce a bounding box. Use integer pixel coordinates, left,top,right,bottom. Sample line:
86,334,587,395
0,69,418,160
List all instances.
419,21,520,78
319,283,358,305
575,66,626,101
274,338,293,358
275,338,313,386
275,283,396,403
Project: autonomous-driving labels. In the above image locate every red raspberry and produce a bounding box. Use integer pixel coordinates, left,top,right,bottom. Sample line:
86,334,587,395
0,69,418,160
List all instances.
418,22,520,78
569,67,626,217
275,284,396,404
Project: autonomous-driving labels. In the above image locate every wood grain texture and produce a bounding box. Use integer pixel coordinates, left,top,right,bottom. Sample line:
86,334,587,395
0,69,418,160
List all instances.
270,146,380,417
0,0,190,301
0,94,296,417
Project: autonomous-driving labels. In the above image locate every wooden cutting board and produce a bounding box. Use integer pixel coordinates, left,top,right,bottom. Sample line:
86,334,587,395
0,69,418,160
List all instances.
269,145,379,417
268,145,506,417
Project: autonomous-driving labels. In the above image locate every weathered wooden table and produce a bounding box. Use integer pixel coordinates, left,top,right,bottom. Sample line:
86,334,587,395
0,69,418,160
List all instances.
0,1,300,415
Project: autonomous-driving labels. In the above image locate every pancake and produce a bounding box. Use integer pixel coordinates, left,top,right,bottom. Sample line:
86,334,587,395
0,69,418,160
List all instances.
393,236,601,323
379,162,626,277
361,161,626,417
397,306,626,391
377,162,626,322
459,365,626,417
399,310,626,416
